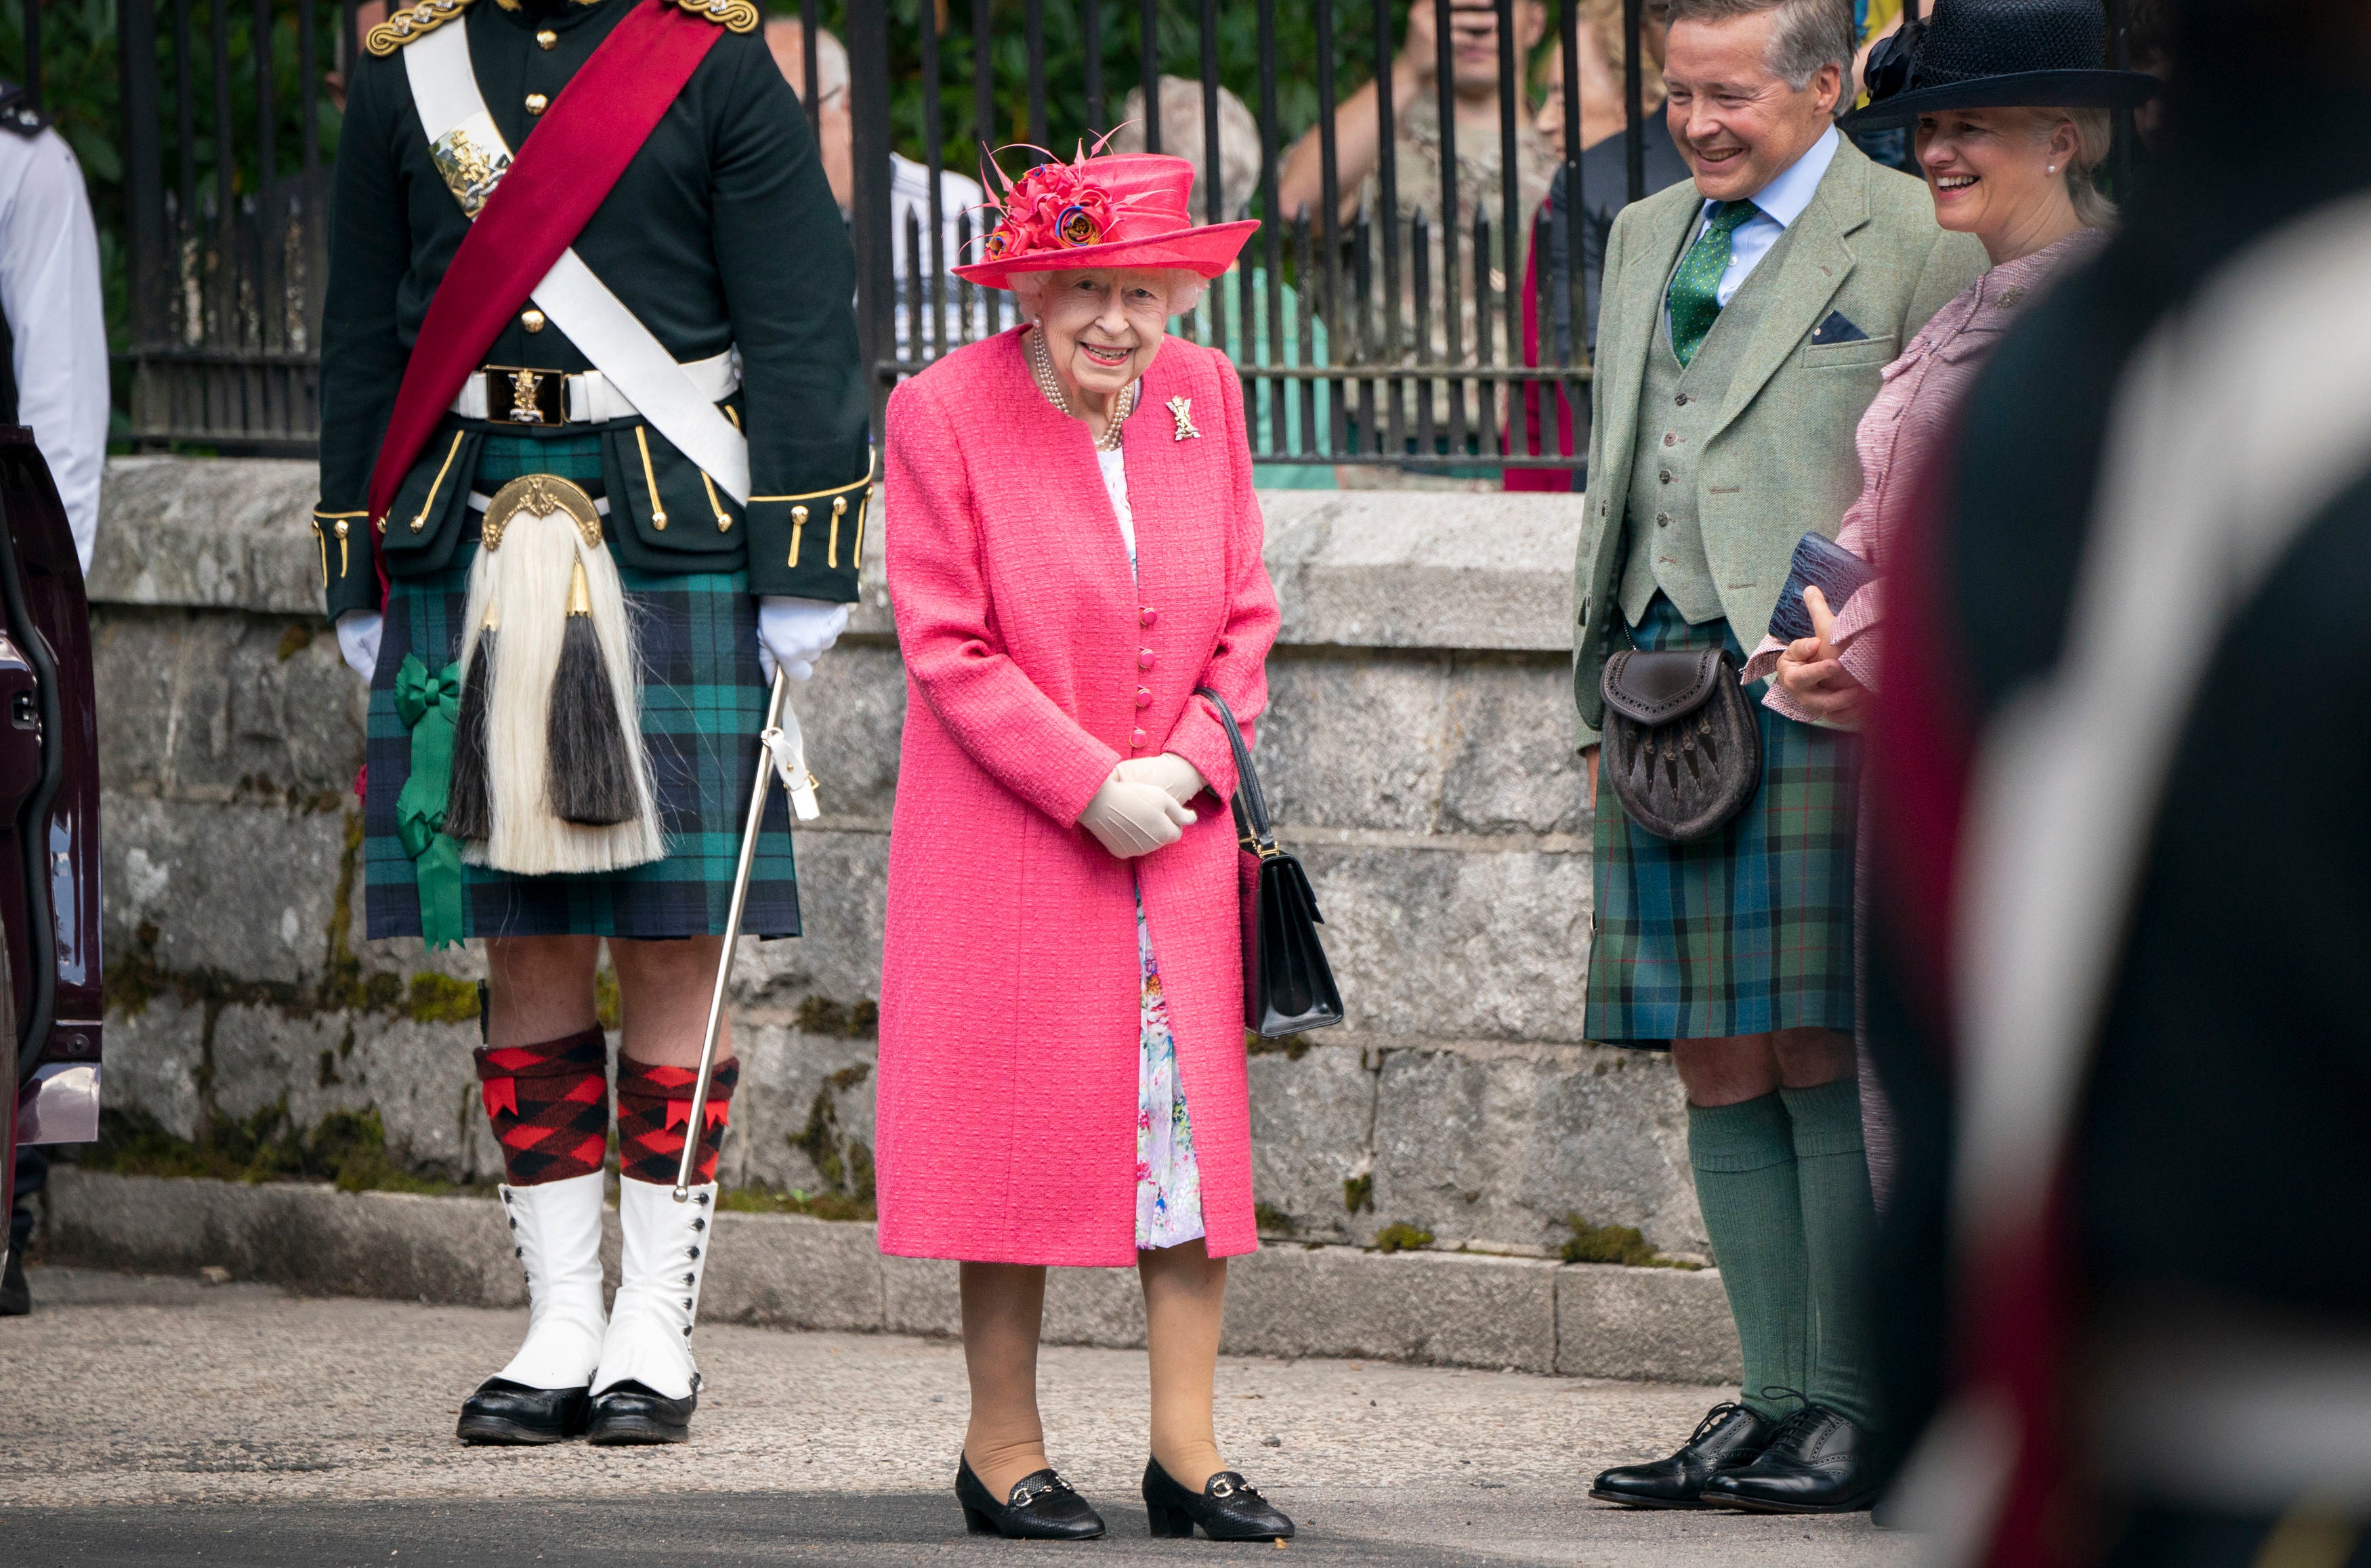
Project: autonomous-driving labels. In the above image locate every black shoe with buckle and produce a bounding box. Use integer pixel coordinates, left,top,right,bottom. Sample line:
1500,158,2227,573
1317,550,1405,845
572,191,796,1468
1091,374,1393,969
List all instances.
1589,1401,1777,1509
1143,1458,1296,1541
1700,1403,1883,1514
954,1456,1106,1540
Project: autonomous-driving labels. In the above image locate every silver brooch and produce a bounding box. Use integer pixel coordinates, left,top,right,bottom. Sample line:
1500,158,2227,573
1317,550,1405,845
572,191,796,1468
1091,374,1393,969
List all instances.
1167,396,1200,441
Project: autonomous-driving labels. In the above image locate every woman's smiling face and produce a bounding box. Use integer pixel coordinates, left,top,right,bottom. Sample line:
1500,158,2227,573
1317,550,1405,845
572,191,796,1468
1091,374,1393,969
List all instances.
1032,269,1175,403
1916,107,2075,249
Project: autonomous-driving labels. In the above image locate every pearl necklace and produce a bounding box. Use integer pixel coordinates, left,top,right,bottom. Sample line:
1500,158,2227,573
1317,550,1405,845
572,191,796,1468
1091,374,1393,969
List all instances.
1027,324,1137,452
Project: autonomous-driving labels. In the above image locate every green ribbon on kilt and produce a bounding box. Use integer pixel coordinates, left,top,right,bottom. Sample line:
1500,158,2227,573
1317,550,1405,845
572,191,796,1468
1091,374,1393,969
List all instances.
394,654,468,950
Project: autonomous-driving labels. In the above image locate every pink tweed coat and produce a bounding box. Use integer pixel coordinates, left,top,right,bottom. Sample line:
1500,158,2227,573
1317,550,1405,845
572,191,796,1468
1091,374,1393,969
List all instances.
875,326,1281,1267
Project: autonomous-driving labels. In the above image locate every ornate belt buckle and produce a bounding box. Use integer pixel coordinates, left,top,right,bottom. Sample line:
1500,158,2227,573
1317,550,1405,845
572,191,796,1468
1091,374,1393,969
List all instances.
484,365,568,426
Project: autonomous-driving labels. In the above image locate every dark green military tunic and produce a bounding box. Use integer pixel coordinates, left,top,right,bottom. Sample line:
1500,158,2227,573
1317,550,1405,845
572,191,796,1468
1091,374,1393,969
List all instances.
320,0,865,942
314,0,869,615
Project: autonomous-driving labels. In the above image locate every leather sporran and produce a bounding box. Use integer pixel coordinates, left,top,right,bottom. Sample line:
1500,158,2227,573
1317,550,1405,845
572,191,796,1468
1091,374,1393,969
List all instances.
1598,648,1761,842
1196,688,1344,1039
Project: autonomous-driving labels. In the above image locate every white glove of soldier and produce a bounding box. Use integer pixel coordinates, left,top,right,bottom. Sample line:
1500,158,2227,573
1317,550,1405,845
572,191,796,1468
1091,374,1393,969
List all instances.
756,595,851,683
1078,774,1194,859
335,609,383,682
1114,752,1208,806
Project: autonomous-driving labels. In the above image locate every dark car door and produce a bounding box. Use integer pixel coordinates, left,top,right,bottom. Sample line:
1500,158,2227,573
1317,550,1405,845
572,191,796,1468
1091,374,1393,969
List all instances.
1,425,101,1248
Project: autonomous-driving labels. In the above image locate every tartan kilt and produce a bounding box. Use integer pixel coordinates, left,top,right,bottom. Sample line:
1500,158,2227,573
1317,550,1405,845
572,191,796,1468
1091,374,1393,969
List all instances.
362,434,799,941
1584,594,1858,1046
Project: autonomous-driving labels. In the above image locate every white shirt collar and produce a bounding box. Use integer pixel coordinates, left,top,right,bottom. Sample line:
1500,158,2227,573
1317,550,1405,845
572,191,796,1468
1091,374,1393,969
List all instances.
1702,123,1841,229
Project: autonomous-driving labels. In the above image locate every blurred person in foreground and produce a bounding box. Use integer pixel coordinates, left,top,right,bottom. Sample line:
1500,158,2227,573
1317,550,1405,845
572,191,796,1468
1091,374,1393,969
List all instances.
0,74,104,1320
1738,0,2154,1205
1277,0,1554,480
1855,0,2371,1562
1572,0,1984,1514
1110,77,1333,490
877,147,1290,1543
1507,0,1689,492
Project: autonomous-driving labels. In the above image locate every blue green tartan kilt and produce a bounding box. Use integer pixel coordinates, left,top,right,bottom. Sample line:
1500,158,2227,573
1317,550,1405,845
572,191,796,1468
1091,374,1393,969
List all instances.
362,434,799,941
1584,595,1858,1046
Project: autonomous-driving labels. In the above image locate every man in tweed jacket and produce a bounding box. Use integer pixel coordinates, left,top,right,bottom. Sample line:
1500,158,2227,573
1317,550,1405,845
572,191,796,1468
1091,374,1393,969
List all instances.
1572,0,1982,1514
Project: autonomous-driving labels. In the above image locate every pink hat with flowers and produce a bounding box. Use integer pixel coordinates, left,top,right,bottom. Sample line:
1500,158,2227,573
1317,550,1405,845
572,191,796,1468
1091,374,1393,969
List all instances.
951,148,1259,291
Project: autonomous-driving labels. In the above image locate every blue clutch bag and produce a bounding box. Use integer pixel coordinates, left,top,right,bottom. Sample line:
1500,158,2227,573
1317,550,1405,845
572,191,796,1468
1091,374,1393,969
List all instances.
1767,532,1876,647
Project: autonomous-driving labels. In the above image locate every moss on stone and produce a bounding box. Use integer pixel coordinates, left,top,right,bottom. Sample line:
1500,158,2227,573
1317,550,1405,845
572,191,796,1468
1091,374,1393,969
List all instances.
795,996,879,1038
1372,1222,1434,1254
1253,1202,1299,1235
275,624,315,662
718,1184,877,1222
1560,1212,1700,1269
405,973,482,1025
1244,1032,1312,1061
1343,1173,1374,1214
72,1103,476,1196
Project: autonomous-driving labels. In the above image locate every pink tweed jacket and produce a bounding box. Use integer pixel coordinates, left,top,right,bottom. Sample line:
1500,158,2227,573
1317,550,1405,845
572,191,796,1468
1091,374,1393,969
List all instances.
874,328,1280,1267
1745,230,2104,717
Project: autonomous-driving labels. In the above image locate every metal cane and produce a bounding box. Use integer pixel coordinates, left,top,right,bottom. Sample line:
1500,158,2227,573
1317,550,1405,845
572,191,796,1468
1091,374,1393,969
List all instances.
673,664,814,1200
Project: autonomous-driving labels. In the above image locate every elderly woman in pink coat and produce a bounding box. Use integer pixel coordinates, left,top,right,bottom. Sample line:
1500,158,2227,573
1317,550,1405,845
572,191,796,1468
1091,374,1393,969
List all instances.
877,148,1289,1545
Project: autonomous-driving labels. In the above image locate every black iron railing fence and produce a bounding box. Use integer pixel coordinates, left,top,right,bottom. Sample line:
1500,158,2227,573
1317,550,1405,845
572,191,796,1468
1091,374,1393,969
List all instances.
84,0,2137,465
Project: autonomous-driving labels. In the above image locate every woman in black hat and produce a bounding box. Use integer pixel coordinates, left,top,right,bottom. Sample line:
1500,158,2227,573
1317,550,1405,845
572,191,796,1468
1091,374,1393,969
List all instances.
1748,0,2159,733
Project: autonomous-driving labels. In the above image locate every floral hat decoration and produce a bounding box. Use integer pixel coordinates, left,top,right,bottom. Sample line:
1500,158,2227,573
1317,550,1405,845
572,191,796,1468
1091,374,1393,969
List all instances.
950,140,1259,291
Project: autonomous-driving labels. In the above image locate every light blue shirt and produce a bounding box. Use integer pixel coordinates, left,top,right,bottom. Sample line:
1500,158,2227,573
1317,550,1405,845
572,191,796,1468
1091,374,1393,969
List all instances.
1677,125,1842,315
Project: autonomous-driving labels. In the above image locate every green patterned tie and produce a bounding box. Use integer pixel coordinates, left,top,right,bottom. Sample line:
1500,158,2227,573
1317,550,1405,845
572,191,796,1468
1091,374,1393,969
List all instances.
1666,200,1757,368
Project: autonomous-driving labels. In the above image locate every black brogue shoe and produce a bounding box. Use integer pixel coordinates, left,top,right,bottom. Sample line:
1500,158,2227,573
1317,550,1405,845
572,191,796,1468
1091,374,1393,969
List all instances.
1588,1401,1777,1508
1700,1404,1883,1513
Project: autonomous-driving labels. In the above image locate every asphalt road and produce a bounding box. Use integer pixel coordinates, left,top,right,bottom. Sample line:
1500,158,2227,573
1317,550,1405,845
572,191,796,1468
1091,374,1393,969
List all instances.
1,1267,1914,1567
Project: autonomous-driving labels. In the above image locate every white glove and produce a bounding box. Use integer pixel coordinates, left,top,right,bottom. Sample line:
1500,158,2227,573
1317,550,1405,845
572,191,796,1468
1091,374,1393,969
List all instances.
1078,776,1194,858
757,595,851,683
335,610,382,682
1114,753,1209,806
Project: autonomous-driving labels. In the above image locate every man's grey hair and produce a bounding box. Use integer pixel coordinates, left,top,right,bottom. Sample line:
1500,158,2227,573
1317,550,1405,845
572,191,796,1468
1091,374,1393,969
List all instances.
1107,76,1261,222
1664,0,1854,93
763,18,849,104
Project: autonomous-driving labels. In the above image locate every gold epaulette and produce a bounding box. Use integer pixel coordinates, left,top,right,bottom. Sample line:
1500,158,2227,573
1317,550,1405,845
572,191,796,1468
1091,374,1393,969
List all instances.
672,0,759,33
364,0,477,56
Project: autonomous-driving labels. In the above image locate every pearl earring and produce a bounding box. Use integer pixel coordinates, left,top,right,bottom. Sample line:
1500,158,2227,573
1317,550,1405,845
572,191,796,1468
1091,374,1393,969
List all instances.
2047,165,2057,173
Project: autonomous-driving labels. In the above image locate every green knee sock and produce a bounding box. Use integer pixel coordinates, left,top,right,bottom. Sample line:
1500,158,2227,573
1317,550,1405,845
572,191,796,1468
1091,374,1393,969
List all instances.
1688,1094,1810,1423
1781,1078,1883,1433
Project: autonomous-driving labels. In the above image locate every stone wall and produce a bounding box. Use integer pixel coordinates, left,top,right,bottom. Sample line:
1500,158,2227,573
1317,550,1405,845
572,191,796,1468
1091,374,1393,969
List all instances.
86,457,1704,1260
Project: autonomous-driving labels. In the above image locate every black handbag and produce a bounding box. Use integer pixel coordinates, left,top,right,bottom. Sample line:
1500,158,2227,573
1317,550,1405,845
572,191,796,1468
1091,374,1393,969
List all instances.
1598,645,1762,843
1196,688,1345,1038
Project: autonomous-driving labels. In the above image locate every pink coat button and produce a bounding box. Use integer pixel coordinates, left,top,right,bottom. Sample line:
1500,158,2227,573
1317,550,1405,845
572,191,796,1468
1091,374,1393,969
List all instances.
1137,648,1156,671
1134,687,1152,709
1131,727,1148,748
1139,608,1158,628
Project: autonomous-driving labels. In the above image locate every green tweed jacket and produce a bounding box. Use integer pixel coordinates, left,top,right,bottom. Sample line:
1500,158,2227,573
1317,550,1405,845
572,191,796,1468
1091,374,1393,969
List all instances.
1571,138,1986,749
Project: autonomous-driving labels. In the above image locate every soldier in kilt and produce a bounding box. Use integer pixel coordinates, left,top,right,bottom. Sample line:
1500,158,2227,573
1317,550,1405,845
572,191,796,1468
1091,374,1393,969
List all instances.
315,0,869,1447
1569,0,1984,1514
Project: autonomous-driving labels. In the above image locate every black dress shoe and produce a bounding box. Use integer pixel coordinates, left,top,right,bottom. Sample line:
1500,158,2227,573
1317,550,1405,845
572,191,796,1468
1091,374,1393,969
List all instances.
954,1456,1106,1540
1589,1401,1776,1509
1700,1404,1883,1513
1143,1459,1296,1541
585,1380,696,1445
456,1378,591,1445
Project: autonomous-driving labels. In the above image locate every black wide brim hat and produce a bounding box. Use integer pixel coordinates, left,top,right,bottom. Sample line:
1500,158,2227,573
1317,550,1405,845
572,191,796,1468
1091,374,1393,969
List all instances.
1839,0,2161,131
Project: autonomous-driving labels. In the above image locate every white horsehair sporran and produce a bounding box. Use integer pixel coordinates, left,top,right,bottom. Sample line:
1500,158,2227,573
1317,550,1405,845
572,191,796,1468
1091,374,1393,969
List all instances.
446,472,663,874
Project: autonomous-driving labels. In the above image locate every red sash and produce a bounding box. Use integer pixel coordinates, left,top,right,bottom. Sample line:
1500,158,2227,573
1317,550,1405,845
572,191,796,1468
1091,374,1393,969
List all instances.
362,0,726,581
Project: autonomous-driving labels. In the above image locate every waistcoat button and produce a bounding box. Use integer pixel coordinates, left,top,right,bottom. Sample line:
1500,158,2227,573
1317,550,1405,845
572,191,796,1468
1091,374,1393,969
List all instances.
1138,648,1156,671
524,93,549,115
1135,687,1152,709
534,26,557,47
1131,727,1148,748
1139,607,1157,628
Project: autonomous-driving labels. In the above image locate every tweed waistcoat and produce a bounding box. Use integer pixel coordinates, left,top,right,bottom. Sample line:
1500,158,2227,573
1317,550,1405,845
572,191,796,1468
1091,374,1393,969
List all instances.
1619,216,1803,628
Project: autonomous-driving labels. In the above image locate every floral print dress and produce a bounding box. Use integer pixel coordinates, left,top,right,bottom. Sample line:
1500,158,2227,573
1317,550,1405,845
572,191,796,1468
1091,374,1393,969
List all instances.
1098,445,1206,1251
